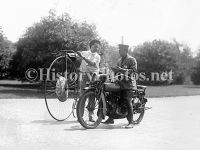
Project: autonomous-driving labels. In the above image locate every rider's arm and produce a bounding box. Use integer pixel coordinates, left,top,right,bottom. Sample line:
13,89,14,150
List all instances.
77,51,100,68
82,56,99,68
127,57,137,73
117,57,137,74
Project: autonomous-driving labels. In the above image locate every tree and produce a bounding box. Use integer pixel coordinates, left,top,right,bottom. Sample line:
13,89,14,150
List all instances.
177,45,194,84
0,27,15,78
191,50,200,85
103,45,119,66
10,10,100,80
131,40,184,85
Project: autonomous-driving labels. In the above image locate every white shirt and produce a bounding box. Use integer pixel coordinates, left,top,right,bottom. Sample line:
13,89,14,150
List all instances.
80,50,101,74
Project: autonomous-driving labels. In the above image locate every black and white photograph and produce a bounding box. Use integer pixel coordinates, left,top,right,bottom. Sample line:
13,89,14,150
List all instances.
0,0,200,149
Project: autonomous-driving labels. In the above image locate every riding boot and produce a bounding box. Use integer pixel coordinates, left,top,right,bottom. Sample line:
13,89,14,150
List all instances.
102,117,114,124
125,122,134,128
126,99,134,122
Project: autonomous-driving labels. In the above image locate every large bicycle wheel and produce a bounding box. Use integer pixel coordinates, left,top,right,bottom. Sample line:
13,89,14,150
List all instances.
44,55,79,121
76,90,103,129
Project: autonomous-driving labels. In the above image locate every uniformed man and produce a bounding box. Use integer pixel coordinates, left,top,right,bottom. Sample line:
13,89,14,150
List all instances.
103,44,137,128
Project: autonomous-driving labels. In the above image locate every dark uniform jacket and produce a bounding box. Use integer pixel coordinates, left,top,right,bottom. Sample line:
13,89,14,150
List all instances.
117,54,137,90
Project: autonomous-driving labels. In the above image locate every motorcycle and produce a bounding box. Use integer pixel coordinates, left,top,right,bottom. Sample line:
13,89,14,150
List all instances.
76,74,149,129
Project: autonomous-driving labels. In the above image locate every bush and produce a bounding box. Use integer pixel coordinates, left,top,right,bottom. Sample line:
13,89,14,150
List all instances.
191,65,200,85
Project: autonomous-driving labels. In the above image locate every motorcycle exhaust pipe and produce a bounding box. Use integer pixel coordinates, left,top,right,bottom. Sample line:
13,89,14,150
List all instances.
138,106,152,110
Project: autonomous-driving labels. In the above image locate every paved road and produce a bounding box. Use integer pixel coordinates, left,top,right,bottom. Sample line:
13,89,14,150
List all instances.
0,96,200,150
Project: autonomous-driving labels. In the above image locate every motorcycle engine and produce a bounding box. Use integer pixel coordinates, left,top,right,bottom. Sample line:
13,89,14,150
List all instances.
105,92,128,117
105,92,119,116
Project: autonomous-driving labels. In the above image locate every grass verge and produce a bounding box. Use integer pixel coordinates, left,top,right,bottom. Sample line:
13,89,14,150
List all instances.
0,80,200,99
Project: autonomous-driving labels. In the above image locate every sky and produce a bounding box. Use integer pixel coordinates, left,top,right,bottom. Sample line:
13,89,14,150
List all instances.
1,0,200,53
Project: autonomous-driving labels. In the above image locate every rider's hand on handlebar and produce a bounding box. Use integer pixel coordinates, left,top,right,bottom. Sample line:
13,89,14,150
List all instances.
111,66,121,72
77,51,83,58
117,66,126,72
116,66,122,69
111,66,127,73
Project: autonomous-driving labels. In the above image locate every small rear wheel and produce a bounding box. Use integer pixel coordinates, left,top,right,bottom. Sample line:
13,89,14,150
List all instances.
76,90,103,129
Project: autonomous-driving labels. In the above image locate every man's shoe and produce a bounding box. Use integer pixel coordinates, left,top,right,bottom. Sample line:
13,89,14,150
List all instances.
102,118,114,124
125,123,134,129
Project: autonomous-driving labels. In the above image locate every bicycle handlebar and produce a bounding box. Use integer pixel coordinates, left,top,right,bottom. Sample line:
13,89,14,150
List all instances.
60,49,75,53
51,49,77,55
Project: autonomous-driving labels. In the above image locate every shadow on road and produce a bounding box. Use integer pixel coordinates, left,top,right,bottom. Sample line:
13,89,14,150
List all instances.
64,123,126,131
31,119,78,125
31,119,130,130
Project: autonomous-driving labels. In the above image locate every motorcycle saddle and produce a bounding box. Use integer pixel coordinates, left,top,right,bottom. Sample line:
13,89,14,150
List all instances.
137,85,147,90
104,83,121,92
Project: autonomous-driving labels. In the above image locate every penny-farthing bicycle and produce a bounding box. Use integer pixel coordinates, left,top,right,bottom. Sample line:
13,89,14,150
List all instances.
44,50,81,121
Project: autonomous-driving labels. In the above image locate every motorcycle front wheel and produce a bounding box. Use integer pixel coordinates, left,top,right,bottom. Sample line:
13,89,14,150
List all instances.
76,90,103,129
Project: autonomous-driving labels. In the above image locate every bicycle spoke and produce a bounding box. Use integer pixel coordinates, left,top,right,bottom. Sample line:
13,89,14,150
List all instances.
44,54,79,121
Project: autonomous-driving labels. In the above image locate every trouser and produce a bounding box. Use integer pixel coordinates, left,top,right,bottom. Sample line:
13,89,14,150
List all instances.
121,90,134,123
80,73,96,112
80,72,97,93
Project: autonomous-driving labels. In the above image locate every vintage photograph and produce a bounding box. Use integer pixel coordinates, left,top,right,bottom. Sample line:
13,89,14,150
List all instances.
0,0,200,149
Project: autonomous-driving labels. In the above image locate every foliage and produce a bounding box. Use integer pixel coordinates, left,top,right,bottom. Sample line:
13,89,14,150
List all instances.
104,45,119,66
9,10,100,80
0,27,15,78
7,9,195,85
131,39,193,85
96,39,194,85
191,50,200,85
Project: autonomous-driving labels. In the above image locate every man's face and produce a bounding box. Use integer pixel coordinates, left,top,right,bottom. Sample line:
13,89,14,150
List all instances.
90,43,100,53
119,49,127,58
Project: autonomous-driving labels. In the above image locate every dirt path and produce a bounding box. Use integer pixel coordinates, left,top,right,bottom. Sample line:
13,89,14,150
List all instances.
0,96,200,150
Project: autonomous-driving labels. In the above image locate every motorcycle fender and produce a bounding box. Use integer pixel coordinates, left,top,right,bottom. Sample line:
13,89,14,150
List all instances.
100,92,107,117
84,87,90,90
84,86,95,90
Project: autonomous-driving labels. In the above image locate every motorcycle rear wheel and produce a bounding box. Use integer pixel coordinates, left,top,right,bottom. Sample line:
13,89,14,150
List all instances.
133,98,145,124
76,90,103,129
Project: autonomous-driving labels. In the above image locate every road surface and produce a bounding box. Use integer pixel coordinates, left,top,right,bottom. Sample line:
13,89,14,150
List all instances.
0,96,200,150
